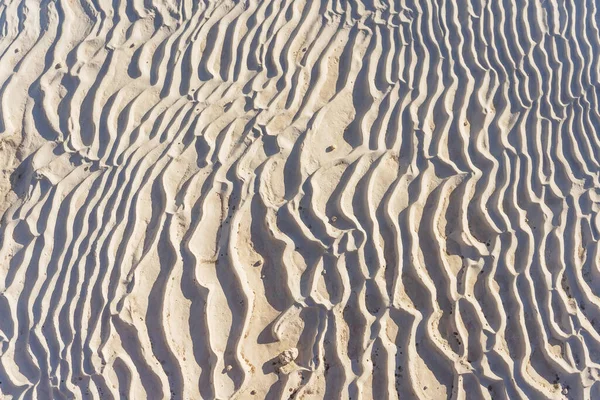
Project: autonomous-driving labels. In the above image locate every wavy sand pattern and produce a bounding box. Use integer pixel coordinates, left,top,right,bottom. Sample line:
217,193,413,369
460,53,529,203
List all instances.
1,0,600,398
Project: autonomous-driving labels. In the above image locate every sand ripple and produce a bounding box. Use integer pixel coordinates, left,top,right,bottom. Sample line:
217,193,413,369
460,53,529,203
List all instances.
1,0,600,398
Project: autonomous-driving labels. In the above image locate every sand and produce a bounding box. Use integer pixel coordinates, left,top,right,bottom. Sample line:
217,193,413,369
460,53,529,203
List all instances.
0,0,599,398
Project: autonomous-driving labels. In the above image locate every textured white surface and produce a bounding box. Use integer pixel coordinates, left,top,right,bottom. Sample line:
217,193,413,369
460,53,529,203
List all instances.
1,0,600,399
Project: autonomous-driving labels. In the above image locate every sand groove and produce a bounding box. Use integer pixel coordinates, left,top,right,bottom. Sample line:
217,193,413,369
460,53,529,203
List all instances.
1,0,600,398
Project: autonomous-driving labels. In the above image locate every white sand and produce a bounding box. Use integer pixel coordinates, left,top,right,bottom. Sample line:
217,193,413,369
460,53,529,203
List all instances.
0,0,600,398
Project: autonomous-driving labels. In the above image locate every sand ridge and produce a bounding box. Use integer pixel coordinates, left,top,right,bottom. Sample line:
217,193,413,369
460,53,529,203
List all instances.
0,0,600,398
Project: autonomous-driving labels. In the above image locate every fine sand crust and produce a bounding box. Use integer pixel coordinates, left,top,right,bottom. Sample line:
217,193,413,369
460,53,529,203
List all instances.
1,0,600,399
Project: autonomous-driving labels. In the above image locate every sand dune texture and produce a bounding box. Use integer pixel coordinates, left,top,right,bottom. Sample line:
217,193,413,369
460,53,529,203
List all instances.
1,0,600,398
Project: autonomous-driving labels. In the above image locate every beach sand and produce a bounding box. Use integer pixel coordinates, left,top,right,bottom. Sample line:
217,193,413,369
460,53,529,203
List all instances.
0,0,599,398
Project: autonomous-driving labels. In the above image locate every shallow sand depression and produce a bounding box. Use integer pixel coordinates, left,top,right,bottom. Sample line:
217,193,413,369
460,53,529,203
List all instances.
1,0,600,398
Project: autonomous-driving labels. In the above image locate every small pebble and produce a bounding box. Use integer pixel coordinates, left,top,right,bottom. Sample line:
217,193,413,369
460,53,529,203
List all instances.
279,348,299,366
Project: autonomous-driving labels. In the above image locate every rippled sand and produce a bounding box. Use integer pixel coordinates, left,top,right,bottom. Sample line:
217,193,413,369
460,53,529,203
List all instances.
1,0,600,398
